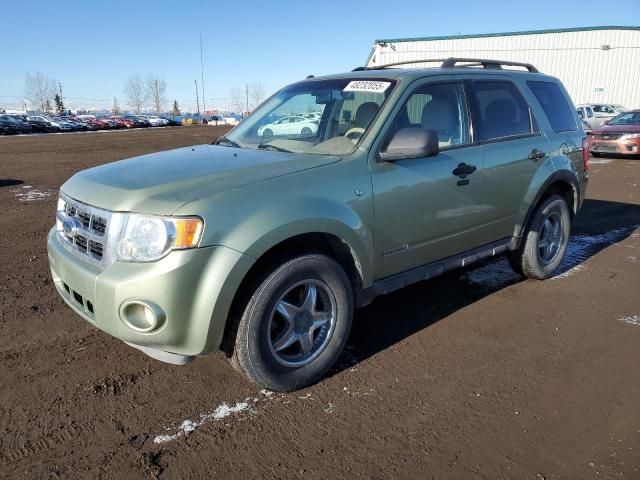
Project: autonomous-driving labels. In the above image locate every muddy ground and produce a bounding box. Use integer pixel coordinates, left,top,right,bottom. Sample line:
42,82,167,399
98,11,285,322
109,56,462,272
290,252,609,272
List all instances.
1,128,639,479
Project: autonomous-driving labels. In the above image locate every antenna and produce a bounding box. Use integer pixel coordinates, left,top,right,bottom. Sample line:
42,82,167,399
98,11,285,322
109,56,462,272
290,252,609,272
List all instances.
200,33,207,144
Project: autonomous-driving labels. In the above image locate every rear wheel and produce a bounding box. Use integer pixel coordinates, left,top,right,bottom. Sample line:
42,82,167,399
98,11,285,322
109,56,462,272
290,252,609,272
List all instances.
508,194,571,279
301,127,312,137
231,254,353,391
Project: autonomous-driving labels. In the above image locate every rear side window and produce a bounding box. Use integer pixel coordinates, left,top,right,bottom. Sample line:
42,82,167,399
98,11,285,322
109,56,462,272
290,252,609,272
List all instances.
472,81,532,141
527,81,577,133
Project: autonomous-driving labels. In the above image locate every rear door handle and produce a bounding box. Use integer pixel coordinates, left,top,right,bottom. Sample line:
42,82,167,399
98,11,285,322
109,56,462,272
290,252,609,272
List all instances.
528,149,546,161
452,162,477,177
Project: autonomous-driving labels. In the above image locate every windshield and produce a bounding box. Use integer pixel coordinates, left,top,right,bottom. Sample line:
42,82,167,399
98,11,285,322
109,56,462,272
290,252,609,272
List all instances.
223,78,396,156
607,112,640,126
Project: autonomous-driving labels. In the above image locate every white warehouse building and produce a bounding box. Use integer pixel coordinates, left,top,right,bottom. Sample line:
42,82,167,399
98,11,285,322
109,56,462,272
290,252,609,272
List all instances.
366,26,640,109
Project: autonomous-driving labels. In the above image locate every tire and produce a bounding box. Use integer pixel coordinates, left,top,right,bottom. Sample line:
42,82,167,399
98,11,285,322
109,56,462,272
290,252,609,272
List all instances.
231,254,353,391
301,127,312,137
592,152,602,157
508,194,571,280
263,128,273,138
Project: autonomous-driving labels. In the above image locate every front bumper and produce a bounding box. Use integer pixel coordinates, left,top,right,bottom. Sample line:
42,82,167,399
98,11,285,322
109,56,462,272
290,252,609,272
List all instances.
590,138,640,155
47,228,254,358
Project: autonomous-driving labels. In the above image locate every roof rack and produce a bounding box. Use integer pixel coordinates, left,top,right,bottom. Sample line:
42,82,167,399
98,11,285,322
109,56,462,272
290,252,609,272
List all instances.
354,57,539,73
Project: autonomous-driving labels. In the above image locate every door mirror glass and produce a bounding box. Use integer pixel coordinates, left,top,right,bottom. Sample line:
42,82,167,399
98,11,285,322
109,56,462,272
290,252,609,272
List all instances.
379,128,439,161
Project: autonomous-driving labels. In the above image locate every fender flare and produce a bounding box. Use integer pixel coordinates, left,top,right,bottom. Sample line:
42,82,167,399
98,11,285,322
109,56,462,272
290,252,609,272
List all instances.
512,169,580,248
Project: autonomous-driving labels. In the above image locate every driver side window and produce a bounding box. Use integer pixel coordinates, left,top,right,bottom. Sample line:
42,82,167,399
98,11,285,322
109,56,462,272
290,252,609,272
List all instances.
389,82,470,149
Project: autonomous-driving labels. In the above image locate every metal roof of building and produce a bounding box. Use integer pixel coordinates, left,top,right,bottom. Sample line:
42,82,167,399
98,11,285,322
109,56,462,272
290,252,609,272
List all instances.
375,25,640,44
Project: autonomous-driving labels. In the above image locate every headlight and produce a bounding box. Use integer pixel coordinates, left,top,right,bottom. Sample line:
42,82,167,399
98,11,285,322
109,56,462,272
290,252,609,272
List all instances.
620,133,640,140
117,214,203,262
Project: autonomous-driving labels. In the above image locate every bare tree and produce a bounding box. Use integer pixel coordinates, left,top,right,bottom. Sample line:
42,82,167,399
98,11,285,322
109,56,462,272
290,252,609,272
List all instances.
24,72,57,112
111,97,121,116
146,74,167,114
230,87,244,114
124,74,146,114
250,83,267,109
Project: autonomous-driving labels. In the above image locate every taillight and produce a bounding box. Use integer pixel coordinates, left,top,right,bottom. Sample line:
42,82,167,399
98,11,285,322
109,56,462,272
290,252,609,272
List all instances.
581,137,589,172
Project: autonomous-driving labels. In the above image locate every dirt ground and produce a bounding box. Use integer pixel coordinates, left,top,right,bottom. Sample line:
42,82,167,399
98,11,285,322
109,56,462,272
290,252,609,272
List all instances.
1,128,639,480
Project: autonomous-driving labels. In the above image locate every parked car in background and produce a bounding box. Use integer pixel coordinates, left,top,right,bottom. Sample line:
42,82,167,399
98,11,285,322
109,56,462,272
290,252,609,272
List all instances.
577,103,628,129
589,110,640,157
257,115,319,138
0,115,32,134
47,117,73,132
125,116,150,128
20,115,56,133
576,104,597,129
0,115,23,134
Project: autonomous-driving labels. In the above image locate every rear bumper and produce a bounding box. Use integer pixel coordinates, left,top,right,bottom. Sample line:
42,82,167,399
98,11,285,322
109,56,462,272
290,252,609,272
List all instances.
47,228,254,358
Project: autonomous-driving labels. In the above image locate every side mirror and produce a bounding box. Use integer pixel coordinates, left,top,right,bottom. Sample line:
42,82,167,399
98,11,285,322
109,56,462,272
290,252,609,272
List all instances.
379,128,439,161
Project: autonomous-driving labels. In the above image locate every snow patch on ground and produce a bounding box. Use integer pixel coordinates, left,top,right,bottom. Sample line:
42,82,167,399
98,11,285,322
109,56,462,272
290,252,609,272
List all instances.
13,185,53,202
619,315,640,327
464,226,638,288
589,159,612,164
153,401,250,444
553,226,639,278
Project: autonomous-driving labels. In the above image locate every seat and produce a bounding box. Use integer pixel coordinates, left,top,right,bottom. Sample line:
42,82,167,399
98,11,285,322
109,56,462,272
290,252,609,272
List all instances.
353,102,380,129
483,99,520,139
421,98,459,146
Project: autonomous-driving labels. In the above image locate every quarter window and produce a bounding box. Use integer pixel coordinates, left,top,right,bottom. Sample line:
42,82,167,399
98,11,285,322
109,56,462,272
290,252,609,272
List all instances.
388,82,470,149
473,81,532,141
527,81,577,133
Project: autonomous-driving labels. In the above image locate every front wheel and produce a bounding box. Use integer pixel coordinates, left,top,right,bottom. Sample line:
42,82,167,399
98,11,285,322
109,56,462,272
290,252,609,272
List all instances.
509,194,571,279
231,254,353,391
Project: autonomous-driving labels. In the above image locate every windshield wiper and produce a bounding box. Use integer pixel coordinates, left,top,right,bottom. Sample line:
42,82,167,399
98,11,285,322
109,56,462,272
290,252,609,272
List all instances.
214,136,241,148
257,143,293,153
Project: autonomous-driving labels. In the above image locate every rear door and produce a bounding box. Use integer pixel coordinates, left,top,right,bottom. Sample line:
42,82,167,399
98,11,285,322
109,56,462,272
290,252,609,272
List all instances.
467,77,551,240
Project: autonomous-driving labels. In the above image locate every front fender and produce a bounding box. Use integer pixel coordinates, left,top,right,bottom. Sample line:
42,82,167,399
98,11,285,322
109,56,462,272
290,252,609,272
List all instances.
220,196,374,288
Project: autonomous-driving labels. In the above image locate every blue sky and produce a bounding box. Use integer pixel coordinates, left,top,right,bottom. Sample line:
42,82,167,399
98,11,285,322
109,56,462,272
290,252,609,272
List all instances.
1,0,638,112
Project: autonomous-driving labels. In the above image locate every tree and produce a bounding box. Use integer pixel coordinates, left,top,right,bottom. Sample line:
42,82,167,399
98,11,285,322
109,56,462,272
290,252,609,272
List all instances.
24,72,57,112
250,82,266,109
124,74,146,114
146,74,167,114
111,97,121,116
44,99,52,114
230,86,244,114
54,93,65,115
171,100,180,116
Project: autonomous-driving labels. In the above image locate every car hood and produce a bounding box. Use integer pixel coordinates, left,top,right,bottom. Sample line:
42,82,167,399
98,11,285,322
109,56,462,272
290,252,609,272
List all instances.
593,124,640,135
61,144,339,215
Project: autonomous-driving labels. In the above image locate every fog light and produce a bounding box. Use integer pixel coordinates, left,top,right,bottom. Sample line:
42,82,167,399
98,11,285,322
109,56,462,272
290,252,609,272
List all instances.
120,300,165,333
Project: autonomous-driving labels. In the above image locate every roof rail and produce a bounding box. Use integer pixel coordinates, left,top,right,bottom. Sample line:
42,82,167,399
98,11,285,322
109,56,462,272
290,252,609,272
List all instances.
441,57,539,72
354,57,539,73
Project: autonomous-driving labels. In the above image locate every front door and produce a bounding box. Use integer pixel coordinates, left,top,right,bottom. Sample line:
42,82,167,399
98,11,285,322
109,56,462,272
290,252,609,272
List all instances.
370,81,490,279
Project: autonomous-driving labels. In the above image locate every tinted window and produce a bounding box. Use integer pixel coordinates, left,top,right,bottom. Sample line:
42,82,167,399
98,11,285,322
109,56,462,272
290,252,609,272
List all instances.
389,82,470,149
473,81,532,141
527,81,577,133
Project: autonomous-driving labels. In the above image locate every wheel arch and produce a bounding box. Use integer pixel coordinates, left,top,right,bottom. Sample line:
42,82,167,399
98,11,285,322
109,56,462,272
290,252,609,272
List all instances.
220,230,367,357
512,169,579,249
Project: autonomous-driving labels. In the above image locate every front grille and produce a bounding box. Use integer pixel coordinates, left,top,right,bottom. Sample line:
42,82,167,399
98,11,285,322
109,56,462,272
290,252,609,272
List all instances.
595,134,622,141
57,194,113,265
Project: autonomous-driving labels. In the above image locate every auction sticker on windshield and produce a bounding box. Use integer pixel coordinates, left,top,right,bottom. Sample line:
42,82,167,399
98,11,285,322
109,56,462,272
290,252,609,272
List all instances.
343,81,391,93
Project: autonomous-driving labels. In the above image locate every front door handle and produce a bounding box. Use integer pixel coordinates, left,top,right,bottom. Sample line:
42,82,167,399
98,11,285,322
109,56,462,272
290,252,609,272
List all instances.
452,162,477,177
528,149,546,161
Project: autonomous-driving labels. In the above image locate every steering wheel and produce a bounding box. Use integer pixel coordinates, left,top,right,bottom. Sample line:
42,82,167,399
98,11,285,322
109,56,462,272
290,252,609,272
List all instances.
344,127,365,142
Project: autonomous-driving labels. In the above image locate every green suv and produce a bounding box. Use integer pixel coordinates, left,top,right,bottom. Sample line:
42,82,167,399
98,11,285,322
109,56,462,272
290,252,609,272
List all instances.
47,58,588,391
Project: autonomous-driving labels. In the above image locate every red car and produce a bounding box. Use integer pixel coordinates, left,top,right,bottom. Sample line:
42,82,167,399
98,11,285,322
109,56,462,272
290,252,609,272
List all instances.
589,110,640,157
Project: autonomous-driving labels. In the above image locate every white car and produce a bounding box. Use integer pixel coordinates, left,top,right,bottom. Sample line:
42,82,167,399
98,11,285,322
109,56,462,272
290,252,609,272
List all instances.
257,115,318,138
577,103,627,129
144,116,168,127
